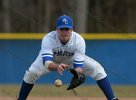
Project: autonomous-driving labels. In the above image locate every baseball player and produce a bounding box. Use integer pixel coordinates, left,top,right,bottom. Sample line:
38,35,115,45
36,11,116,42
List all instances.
17,15,118,100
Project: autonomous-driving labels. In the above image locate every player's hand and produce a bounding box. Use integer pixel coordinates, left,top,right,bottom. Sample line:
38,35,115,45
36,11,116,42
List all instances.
67,68,86,90
75,67,83,73
57,63,68,75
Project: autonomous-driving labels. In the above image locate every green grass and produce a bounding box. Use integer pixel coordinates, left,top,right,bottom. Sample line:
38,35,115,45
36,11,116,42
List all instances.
0,84,136,97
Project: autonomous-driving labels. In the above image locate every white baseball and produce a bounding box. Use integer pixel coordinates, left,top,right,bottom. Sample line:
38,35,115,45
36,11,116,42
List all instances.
55,79,62,87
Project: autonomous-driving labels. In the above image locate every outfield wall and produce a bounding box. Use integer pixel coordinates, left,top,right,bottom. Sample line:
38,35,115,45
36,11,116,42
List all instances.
0,33,136,84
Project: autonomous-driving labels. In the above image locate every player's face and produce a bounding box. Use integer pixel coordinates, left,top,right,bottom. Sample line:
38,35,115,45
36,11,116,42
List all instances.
57,28,73,42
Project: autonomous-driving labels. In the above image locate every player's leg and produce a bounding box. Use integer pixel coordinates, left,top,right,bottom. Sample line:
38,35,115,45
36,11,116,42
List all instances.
17,70,38,100
83,55,118,100
17,65,50,100
17,80,34,100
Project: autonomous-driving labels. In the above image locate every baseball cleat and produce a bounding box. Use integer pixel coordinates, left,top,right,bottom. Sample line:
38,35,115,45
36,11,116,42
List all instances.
112,97,119,100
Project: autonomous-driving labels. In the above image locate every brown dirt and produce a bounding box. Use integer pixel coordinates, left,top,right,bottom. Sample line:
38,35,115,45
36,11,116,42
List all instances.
0,96,136,100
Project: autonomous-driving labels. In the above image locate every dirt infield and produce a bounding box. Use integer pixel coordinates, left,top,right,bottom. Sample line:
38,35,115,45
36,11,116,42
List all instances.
0,96,136,100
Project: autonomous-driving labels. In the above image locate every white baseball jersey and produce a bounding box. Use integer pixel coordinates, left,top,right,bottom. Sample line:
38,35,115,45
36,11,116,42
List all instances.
24,31,107,84
41,31,85,67
29,31,85,74
41,31,85,68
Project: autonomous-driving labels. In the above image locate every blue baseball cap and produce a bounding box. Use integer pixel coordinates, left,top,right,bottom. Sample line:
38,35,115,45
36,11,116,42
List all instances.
56,15,73,29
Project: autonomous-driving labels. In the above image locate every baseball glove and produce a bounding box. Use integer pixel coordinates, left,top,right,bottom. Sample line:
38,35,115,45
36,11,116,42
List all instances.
67,68,86,90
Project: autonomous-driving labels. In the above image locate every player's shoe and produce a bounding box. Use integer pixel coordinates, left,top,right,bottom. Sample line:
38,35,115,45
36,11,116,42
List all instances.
112,97,119,100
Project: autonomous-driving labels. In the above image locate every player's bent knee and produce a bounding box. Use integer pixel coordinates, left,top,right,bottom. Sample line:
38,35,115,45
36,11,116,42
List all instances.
94,71,107,80
87,63,107,81
23,70,40,84
94,64,107,80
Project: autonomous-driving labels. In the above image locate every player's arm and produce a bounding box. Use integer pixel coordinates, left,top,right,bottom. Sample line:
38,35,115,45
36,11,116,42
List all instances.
42,53,68,75
42,50,68,75
74,37,86,73
67,37,86,90
74,60,84,73
41,37,68,75
42,54,69,75
46,62,68,75
41,36,68,74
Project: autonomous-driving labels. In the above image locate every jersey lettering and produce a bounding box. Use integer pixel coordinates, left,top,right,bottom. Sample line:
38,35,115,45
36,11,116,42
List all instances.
54,50,74,56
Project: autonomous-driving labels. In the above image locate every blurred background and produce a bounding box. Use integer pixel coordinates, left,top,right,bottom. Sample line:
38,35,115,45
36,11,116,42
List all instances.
0,0,136,33
0,0,136,86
